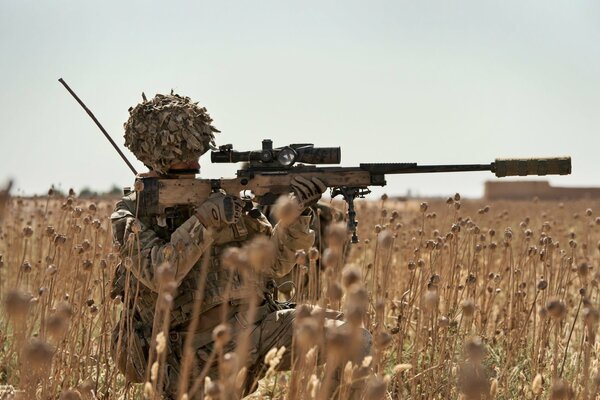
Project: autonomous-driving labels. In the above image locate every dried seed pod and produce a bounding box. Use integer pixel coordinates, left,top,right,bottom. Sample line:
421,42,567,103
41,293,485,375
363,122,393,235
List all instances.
46,313,69,337
577,262,590,278
345,287,369,326
458,363,489,399
21,260,32,273
321,248,339,269
53,303,72,320
4,289,32,319
365,376,387,400
60,389,83,400
550,378,573,400
438,316,450,328
583,305,599,328
328,282,343,301
461,299,476,317
82,259,93,271
22,225,34,237
213,324,231,350
156,263,175,286
45,225,55,237
464,336,485,361
378,230,394,247
325,222,347,250
54,234,67,247
466,273,476,285
81,240,91,252
23,338,54,370
130,220,141,234
133,180,144,192
546,298,567,320
221,352,239,377
245,236,275,273
423,289,439,311
123,257,133,268
295,249,307,266
537,278,548,291
295,317,319,349
326,329,351,361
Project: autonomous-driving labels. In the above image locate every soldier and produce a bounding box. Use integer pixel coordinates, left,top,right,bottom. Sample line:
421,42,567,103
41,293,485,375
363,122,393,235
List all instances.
110,93,371,399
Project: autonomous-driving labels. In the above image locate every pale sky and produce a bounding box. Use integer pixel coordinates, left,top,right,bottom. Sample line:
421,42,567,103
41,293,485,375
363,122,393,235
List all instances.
1,1,598,198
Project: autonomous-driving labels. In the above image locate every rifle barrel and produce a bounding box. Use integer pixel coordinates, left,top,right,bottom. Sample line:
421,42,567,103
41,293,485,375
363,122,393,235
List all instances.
360,157,571,177
360,163,492,174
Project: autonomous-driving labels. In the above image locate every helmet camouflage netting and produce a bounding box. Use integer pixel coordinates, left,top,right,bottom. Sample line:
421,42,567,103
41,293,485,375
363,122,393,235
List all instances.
124,92,219,173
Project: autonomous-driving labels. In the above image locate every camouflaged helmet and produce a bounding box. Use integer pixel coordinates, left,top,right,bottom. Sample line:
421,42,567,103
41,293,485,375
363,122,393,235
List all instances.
124,92,219,173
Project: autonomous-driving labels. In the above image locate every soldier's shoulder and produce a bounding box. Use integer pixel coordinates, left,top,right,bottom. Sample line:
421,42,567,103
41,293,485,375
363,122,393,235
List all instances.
110,193,137,221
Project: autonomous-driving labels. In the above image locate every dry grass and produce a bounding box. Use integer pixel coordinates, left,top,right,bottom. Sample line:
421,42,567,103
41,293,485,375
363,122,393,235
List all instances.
2,191,600,399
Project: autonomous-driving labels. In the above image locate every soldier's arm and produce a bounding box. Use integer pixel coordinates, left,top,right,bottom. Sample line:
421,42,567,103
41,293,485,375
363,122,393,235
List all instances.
266,177,327,277
111,204,214,292
270,214,315,277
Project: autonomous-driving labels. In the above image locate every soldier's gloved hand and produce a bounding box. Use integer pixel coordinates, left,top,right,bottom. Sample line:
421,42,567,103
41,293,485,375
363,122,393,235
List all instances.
290,176,327,210
195,192,243,229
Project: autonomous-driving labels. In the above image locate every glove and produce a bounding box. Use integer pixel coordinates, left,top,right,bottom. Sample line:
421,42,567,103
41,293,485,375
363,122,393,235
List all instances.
290,176,327,209
195,193,244,229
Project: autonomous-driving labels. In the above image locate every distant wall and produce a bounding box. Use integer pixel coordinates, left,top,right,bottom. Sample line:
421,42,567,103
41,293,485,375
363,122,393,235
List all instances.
484,181,600,200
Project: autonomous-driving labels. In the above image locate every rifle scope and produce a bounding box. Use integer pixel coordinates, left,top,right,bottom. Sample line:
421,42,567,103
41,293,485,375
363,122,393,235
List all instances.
211,140,341,167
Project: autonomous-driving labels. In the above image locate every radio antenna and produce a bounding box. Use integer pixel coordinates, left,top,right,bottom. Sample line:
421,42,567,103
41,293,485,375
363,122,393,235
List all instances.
58,78,138,175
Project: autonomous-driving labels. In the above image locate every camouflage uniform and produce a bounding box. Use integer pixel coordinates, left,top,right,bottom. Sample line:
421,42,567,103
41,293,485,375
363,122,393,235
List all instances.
110,191,338,398
112,93,370,399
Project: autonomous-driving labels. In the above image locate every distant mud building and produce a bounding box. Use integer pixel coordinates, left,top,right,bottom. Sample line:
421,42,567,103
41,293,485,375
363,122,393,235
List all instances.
485,181,600,201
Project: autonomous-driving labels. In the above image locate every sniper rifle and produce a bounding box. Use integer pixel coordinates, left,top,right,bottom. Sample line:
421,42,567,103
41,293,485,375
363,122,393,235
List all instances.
136,139,571,243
